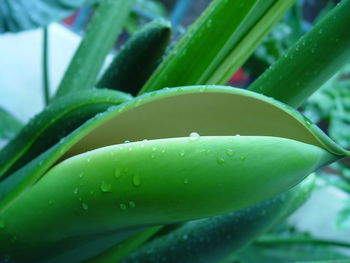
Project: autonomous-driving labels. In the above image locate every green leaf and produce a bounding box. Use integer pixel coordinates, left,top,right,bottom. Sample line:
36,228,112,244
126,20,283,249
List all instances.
0,107,22,141
53,0,134,100
234,243,349,263
97,18,171,96
0,0,93,33
248,0,350,108
0,89,131,180
86,226,162,263
0,86,345,262
119,175,316,263
295,260,350,263
139,0,295,94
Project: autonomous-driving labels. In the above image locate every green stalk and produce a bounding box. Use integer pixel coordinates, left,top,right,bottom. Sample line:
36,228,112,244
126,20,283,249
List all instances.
139,0,295,94
42,26,50,105
53,0,134,100
248,0,350,108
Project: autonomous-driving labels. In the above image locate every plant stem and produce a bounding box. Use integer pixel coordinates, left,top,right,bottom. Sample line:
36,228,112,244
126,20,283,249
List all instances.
256,235,350,249
42,26,50,105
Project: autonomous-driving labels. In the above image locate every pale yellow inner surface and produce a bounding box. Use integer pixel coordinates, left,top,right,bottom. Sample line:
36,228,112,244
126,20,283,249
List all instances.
62,92,321,159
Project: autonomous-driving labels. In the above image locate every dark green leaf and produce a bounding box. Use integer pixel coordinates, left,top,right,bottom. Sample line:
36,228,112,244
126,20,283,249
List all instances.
97,19,171,96
139,0,295,94
0,0,93,33
248,0,350,108
234,243,349,263
0,89,131,179
0,107,22,141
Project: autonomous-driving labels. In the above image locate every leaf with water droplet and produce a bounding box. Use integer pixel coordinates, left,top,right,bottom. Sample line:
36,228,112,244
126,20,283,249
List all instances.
132,174,141,187
189,132,200,141
82,202,89,210
100,181,112,193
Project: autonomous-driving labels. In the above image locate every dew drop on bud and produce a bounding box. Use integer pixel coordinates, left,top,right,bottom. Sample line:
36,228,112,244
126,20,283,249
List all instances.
226,149,234,157
189,132,200,141
132,174,141,187
100,181,112,193
114,168,121,179
82,202,89,210
216,157,225,165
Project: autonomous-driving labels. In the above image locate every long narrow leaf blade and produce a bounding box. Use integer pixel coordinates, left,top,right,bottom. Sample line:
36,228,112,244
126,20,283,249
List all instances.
53,0,134,100
139,0,295,94
248,0,350,108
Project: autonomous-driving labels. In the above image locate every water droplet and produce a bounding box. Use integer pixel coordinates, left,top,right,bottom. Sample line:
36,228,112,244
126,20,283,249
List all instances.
100,181,112,193
216,157,225,165
179,151,185,157
226,149,234,157
152,146,157,152
207,19,212,28
73,188,79,195
80,202,88,210
183,178,189,184
199,86,207,92
235,134,240,137
239,156,246,161
304,117,312,127
129,201,136,208
120,203,127,210
79,172,84,178
132,174,141,187
177,87,184,93
114,168,121,179
182,234,188,241
189,132,200,141
124,140,130,144
87,158,91,163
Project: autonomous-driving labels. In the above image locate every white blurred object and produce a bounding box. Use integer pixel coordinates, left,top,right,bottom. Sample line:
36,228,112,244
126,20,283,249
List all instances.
0,23,80,122
289,181,350,243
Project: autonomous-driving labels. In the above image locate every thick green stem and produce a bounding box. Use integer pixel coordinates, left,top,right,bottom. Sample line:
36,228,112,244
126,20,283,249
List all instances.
248,0,350,108
42,27,50,105
53,0,134,100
